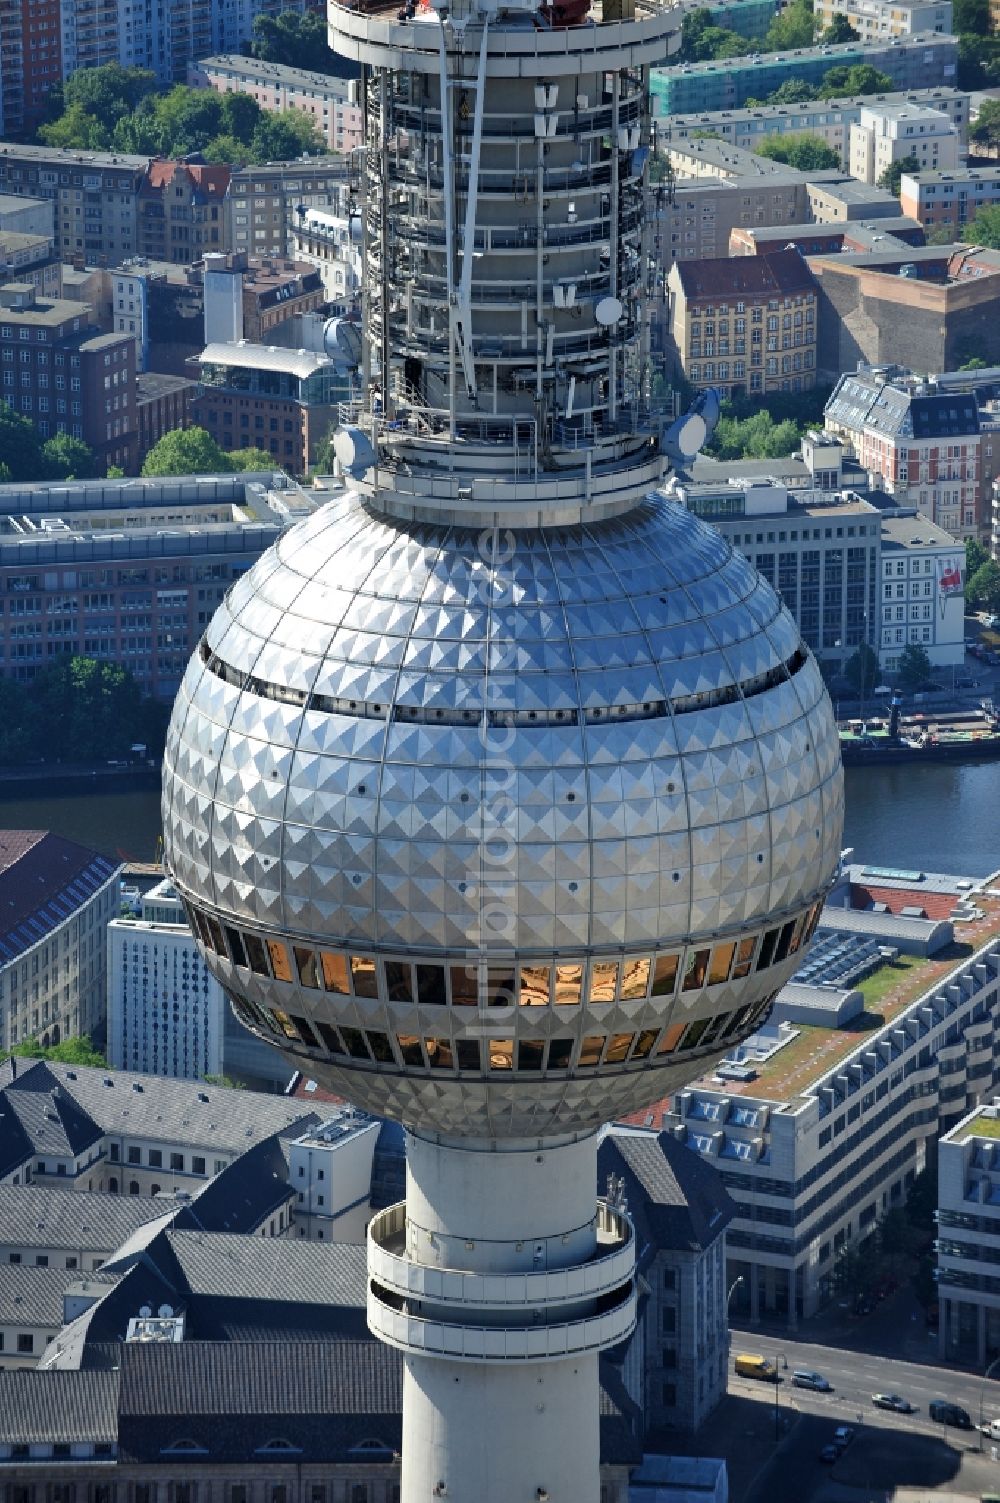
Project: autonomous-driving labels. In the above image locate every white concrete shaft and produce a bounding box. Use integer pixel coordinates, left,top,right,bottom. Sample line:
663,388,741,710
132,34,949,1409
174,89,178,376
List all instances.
396,1130,612,1503
402,1348,600,1503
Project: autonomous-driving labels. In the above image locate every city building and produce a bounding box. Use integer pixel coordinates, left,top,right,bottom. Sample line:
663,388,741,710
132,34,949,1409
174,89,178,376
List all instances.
0,194,53,238
599,1128,735,1435
190,55,363,155
135,371,196,456
201,249,327,345
651,173,813,273
651,864,1000,1326
848,101,961,187
0,832,119,1055
813,0,952,38
0,283,136,472
668,467,880,665
0,470,319,696
107,877,226,1081
899,164,1000,229
0,1056,316,1198
937,1098,1000,1365
810,243,1000,379
825,365,989,540
878,512,966,671
226,157,350,258
0,145,151,268
729,217,925,254
666,248,819,395
650,32,959,117
160,0,844,1497
137,161,230,268
0,230,61,299
659,87,970,164
290,206,363,311
703,0,777,36
193,343,346,473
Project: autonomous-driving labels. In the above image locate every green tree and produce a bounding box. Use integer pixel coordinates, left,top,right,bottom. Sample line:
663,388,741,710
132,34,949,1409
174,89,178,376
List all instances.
248,10,358,78
971,98,1000,154
38,101,112,150
959,355,988,371
953,0,991,33
926,222,958,244
708,410,802,460
202,1073,246,1089
966,536,990,580
42,432,96,480
968,560,1000,613
962,203,1000,248
844,642,878,697
250,108,324,162
2,1035,109,1067
764,0,816,50
820,63,893,97
897,642,933,690
141,426,233,477
220,91,261,142
746,78,819,105
0,402,45,480
957,33,1000,91
106,465,125,479
818,11,859,41
756,131,840,170
877,152,921,198
228,447,276,471
678,7,752,60
62,62,157,119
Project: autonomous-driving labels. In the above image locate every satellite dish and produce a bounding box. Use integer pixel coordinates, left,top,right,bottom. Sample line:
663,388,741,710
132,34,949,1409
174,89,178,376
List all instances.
138,1305,153,1319
333,425,378,478
157,1304,174,1319
661,387,722,466
595,296,623,326
323,317,362,371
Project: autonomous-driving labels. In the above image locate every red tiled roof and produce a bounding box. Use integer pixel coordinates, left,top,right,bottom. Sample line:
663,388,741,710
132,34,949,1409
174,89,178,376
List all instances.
145,161,231,196
673,247,818,302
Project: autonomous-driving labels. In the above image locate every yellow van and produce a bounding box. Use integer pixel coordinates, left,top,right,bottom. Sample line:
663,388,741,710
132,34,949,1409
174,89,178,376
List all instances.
734,1353,778,1381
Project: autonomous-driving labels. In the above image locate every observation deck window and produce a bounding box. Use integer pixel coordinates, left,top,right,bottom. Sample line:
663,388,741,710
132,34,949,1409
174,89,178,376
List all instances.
656,1023,687,1056
518,1040,545,1071
708,941,737,986
579,1035,606,1068
548,1039,574,1071
682,949,710,992
488,1040,514,1071
341,1026,371,1060
295,946,321,989
321,951,350,994
396,1034,424,1067
485,968,516,1007
732,936,757,979
621,956,651,999
267,939,293,983
426,1038,454,1069
605,1033,634,1064
554,963,584,1005
589,960,620,1004
456,1039,481,1071
520,965,552,1006
244,932,269,976
651,953,679,997
225,926,248,969
351,955,379,998
631,1030,658,1060
450,965,478,1006
415,965,446,1005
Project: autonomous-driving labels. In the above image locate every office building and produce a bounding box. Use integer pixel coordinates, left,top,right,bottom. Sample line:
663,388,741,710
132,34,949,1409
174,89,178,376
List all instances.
290,206,363,311
0,195,53,238
0,831,120,1055
193,343,347,474
0,471,320,697
811,243,1000,380
0,145,150,268
848,101,960,186
937,1099,1000,1365
201,250,326,345
825,365,989,541
669,466,881,665
659,87,969,164
650,33,958,117
190,55,363,154
135,372,196,455
0,230,61,299
729,216,925,254
899,164,1000,229
137,162,230,268
666,248,819,395
878,513,966,671
226,158,350,258
655,865,1000,1326
813,0,952,37
107,877,226,1081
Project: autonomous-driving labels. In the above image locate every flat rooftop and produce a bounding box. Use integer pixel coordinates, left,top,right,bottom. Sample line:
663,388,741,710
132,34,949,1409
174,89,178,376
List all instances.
665,87,967,129
945,1108,1000,1142
903,165,1000,184
197,54,357,97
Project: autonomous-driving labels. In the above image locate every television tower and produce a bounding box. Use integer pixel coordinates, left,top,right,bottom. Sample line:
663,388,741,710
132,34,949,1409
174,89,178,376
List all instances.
161,0,844,1495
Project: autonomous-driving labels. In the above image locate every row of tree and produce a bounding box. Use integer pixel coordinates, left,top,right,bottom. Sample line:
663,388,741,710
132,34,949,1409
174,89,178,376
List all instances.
245,10,359,79
678,0,859,64
744,61,894,107
38,63,322,163
841,640,933,695
0,656,168,766
703,387,833,462
140,428,275,478
0,403,97,483
966,538,1000,614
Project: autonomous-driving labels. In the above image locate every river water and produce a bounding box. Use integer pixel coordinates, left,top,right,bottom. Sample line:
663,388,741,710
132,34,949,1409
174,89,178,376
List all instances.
0,763,996,879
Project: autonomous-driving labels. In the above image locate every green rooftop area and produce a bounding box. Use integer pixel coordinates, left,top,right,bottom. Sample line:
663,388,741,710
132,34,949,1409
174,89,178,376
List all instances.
955,1112,1000,1141
700,894,1000,1106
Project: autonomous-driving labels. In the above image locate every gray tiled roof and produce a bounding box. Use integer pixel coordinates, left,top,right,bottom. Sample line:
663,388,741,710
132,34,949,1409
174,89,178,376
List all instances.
0,1368,119,1443
0,1262,110,1330
32,1060,315,1151
600,1128,735,1254
0,830,119,963
0,1182,167,1252
172,1122,317,1235
2,1070,103,1161
166,1230,366,1308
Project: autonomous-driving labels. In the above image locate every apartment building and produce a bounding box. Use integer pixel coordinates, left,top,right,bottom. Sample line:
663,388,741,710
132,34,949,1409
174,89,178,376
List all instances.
900,165,1000,229
825,365,990,541
0,195,52,238
0,831,120,1056
848,101,960,187
107,878,225,1081
666,248,819,396
137,161,230,268
0,471,318,696
194,343,346,474
813,0,952,38
656,868,1000,1326
650,33,959,116
878,514,966,671
227,158,350,258
729,217,924,253
937,1099,1000,1365
0,230,61,299
190,56,363,155
660,88,970,165
290,208,363,310
135,372,195,456
0,283,137,474
670,468,880,663
0,146,150,269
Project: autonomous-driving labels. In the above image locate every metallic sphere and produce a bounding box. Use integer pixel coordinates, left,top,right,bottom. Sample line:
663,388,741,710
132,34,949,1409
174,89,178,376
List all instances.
162,489,843,1136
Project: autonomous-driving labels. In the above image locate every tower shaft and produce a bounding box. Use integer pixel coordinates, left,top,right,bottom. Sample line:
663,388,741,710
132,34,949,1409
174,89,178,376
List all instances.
368,1132,636,1502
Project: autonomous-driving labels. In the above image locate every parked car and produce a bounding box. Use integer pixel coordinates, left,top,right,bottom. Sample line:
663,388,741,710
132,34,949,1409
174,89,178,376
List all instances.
872,1393,915,1413
833,1427,855,1452
734,1353,778,1382
819,1444,840,1463
793,1370,833,1392
929,1399,972,1429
